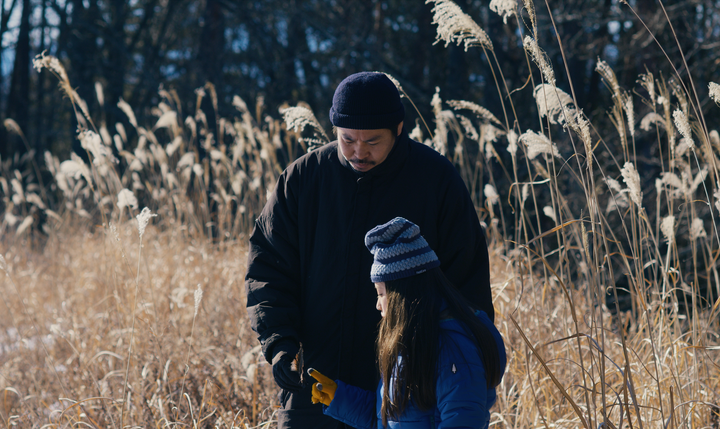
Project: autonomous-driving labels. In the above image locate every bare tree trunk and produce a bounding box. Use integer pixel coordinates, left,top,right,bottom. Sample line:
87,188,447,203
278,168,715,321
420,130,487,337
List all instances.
34,0,48,164
5,0,32,158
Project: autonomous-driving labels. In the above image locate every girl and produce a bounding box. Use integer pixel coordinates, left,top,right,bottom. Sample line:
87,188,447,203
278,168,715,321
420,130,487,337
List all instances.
309,217,506,429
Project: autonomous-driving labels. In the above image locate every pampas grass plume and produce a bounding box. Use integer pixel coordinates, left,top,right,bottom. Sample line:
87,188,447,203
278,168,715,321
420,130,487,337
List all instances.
194,284,203,318
661,215,675,244
507,130,518,157
524,37,555,87
689,218,706,240
672,109,694,148
484,184,500,206
118,189,138,210
543,206,556,222
709,82,720,104
489,0,517,24
136,207,157,239
596,59,621,98
426,0,493,51
621,162,643,209
519,130,561,159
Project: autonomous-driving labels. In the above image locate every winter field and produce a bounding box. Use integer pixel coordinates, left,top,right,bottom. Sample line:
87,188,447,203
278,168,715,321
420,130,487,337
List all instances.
2,0,720,427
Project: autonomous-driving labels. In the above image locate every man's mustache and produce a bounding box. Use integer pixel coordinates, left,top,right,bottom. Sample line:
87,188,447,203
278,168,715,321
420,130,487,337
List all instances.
348,158,375,166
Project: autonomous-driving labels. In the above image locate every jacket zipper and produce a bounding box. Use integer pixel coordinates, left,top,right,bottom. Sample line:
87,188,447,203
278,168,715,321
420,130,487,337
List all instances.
430,415,436,429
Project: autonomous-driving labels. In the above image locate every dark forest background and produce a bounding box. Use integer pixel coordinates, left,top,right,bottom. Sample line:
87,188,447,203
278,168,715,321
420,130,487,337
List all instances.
1,0,719,165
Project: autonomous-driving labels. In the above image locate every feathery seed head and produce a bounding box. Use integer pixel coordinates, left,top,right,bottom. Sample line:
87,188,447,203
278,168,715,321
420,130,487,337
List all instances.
675,139,691,158
194,284,203,318
280,105,330,148
543,206,556,223
136,207,157,239
710,82,720,104
95,82,104,107
519,130,561,159
714,186,720,215
710,130,720,149
690,218,706,240
672,109,694,149
33,52,70,86
109,222,120,242
605,177,623,194
507,130,518,157
655,178,664,198
409,123,424,142
570,111,592,158
484,184,500,206
4,119,24,139
60,153,93,187
426,0,493,51
0,254,7,275
640,113,665,131
524,37,555,87
80,130,117,165
457,115,479,141
639,73,655,105
380,72,404,97
117,189,138,210
622,93,635,138
689,167,708,194
533,84,576,126
521,183,529,203
11,178,24,203
596,59,621,99
669,78,687,113
489,0,517,24
621,162,643,209
117,98,138,129
660,215,675,244
16,216,34,236
522,0,536,30
447,100,503,126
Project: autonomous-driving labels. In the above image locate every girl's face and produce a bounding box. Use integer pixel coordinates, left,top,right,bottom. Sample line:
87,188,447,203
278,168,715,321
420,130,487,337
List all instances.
374,282,388,317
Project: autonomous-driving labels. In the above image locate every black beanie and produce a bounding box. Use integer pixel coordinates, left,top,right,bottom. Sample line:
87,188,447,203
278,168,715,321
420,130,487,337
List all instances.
329,72,405,130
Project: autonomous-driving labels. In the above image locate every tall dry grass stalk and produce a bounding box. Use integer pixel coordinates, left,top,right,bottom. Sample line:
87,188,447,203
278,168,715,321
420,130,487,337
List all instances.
2,0,720,427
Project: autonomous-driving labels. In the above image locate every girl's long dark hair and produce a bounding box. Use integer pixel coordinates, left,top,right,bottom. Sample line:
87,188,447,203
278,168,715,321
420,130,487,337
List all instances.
376,267,501,426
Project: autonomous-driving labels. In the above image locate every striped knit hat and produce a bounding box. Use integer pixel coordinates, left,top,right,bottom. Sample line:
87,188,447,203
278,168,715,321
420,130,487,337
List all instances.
365,217,441,282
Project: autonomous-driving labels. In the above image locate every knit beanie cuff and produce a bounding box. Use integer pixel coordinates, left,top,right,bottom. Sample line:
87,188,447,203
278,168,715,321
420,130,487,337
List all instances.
329,107,405,130
370,257,440,283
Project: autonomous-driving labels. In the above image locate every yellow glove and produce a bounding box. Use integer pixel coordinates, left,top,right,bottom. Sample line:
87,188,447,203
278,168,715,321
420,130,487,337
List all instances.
308,368,337,406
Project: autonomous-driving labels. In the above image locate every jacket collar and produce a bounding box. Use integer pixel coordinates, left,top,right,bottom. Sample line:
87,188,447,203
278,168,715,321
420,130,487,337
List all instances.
337,127,410,177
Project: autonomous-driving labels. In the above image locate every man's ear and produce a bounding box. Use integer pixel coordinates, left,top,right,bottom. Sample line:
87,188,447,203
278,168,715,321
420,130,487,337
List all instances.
396,121,403,137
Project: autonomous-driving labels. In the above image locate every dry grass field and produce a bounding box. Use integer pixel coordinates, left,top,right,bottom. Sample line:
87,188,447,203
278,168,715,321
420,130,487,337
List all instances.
3,0,720,427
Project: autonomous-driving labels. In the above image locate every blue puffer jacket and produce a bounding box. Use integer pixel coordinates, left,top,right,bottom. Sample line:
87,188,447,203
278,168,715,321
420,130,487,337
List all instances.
322,309,505,429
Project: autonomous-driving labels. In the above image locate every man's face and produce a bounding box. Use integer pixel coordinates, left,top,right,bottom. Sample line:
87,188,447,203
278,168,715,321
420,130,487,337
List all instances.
337,122,402,172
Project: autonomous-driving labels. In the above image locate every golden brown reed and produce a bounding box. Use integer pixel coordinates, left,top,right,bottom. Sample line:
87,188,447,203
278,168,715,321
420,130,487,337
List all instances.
3,0,720,427
1,223,277,427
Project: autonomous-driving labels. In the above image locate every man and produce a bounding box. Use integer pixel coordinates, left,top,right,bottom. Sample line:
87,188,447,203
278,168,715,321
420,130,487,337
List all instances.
245,71,494,428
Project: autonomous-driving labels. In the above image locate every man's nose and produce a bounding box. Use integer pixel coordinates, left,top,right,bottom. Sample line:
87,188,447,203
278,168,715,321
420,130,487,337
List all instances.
355,142,368,158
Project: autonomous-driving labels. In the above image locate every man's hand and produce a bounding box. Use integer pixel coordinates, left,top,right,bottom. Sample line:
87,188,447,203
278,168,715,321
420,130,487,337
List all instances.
308,368,337,406
271,340,302,392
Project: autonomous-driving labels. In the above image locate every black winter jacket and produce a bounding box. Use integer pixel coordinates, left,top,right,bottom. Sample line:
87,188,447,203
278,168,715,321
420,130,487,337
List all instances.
245,130,493,428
